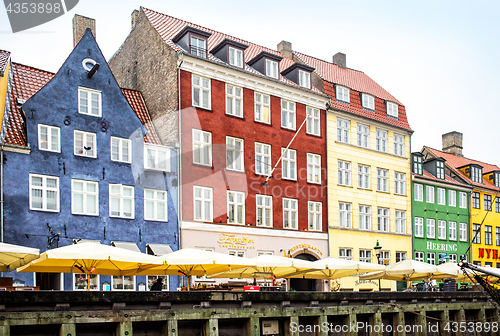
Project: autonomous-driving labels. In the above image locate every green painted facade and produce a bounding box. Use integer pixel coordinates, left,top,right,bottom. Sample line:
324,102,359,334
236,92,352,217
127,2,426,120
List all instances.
412,155,472,265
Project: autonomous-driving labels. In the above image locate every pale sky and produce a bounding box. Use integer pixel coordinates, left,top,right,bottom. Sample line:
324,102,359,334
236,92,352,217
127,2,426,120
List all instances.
1,0,499,166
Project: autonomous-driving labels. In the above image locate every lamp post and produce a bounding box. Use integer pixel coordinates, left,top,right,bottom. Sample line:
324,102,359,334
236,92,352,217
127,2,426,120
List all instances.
374,240,382,291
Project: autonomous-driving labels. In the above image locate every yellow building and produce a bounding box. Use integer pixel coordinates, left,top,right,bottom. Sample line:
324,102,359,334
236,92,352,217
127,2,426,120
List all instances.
0,50,11,123
295,52,413,291
423,133,500,267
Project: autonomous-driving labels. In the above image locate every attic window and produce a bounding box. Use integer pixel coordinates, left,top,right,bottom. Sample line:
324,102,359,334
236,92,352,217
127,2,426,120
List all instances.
495,172,500,188
190,36,207,58
266,59,278,79
436,160,445,179
299,70,310,89
336,86,350,103
412,154,423,175
229,47,243,68
470,165,483,183
361,94,374,110
210,39,248,68
387,102,398,118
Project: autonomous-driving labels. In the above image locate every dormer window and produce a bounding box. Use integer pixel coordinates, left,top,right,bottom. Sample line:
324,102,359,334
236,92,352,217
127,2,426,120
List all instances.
361,94,374,110
229,47,243,68
336,86,350,103
495,172,500,188
266,59,278,79
469,165,483,183
412,153,423,175
387,102,398,118
190,36,206,58
299,70,311,89
436,160,445,179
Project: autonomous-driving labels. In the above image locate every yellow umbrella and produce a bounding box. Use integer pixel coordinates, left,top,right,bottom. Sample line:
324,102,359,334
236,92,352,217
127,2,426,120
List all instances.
0,242,39,272
17,243,163,289
132,248,256,290
207,254,323,279
360,259,456,282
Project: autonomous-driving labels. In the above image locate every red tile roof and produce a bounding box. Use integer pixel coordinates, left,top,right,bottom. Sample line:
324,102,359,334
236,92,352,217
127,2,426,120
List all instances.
424,146,500,192
141,7,325,96
0,49,10,76
2,63,161,146
413,169,471,189
294,52,412,131
121,88,161,145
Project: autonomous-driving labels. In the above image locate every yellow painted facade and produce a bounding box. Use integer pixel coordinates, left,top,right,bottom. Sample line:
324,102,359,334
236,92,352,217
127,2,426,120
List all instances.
327,110,413,291
0,61,10,124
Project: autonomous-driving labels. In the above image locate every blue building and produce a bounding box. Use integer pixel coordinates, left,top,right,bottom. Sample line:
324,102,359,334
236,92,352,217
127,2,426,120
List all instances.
0,28,179,291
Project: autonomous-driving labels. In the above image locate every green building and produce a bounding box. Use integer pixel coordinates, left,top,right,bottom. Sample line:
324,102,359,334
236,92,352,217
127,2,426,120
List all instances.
411,152,472,265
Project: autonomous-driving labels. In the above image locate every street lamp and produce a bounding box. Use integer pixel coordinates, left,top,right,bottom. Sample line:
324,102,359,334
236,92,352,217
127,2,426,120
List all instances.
374,240,382,291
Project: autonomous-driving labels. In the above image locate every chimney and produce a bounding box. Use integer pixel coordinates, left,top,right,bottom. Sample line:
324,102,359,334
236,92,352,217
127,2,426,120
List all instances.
277,40,293,59
442,131,463,157
131,9,139,30
72,14,96,47
333,52,346,68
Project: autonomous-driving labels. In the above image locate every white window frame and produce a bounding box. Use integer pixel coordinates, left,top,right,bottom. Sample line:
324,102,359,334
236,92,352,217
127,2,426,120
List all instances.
338,160,351,186
426,252,435,265
254,92,270,124
336,85,350,103
109,184,134,219
414,217,424,237
358,164,370,190
307,153,321,184
283,198,298,230
226,137,244,172
256,194,272,227
459,192,467,208
308,201,322,231
375,129,387,152
74,130,97,158
396,252,407,263
192,75,211,109
228,250,246,257
73,273,99,291
193,186,213,222
145,144,170,171
426,186,435,203
426,219,435,238
227,191,245,225
229,47,243,68
298,70,310,89
414,184,423,201
29,174,59,212
449,221,457,240
415,251,424,262
438,220,447,239
437,188,446,205
281,100,296,130
265,59,278,79
255,142,271,176
339,248,353,260
394,134,404,156
281,148,297,181
359,249,372,263
226,84,243,117
376,168,388,192
380,251,390,265
449,254,457,263
111,275,135,291
193,129,212,166
339,202,352,228
436,161,445,179
38,124,60,152
361,94,375,110
359,205,371,230
190,36,206,57
144,189,168,222
459,223,467,241
448,190,456,207
377,207,389,232
78,87,102,117
337,118,350,143
306,107,320,136
357,124,369,148
111,137,131,163
147,275,169,291
394,172,405,195
387,102,398,118
395,210,406,234
71,179,99,216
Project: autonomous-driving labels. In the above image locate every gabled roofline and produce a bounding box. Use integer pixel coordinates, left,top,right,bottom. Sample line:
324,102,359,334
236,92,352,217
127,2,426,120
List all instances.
210,38,249,54
281,62,315,76
172,25,211,43
247,50,283,66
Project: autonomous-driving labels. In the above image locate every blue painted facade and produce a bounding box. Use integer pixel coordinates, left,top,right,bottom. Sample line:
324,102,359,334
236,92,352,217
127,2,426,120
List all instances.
2,30,179,291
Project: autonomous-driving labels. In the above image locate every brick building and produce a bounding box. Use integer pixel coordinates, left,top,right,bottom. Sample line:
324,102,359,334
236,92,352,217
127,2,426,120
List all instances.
110,8,330,290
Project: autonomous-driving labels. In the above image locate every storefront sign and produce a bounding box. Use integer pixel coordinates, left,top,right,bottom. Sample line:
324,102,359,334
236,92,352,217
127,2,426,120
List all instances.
217,233,255,249
289,243,323,256
478,248,499,259
354,279,378,287
426,242,457,252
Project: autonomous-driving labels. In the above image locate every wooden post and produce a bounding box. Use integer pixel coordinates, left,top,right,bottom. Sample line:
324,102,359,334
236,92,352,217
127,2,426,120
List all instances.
315,315,328,336
285,316,299,336
245,316,260,336
346,312,357,336
60,323,76,336
439,309,450,336
204,318,218,336
415,312,427,336
116,321,133,336
0,325,9,336
394,311,405,336
165,320,178,336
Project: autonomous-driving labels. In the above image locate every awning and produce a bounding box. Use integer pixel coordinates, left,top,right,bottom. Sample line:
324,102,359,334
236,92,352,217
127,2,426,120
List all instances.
146,244,173,256
73,239,101,244
111,241,141,253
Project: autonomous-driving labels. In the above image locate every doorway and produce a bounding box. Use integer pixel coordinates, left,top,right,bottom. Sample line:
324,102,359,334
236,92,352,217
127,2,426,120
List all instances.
289,253,318,291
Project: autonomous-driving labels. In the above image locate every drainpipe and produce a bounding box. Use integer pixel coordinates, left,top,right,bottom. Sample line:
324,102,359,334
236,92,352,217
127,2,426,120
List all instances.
177,53,184,286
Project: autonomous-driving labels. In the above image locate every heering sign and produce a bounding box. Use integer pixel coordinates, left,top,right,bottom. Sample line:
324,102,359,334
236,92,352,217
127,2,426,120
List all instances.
426,241,457,252
217,233,255,249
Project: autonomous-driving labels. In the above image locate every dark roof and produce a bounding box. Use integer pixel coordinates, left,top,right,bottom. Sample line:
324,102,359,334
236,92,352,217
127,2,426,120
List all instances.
413,169,471,189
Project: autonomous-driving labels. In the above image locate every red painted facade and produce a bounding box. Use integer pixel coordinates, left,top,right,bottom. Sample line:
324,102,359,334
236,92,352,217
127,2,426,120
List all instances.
180,70,327,233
